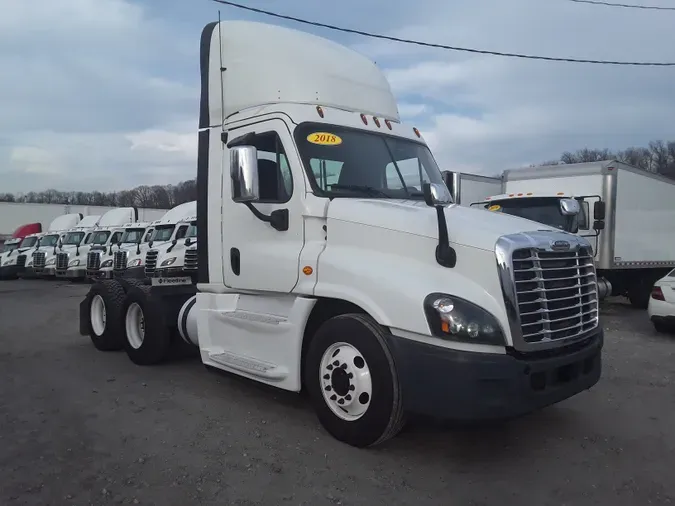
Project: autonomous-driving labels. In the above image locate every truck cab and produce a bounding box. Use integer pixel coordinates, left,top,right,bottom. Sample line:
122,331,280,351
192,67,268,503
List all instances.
145,219,197,281
113,201,196,279
0,231,43,280
53,215,102,279
471,192,585,233
79,20,604,448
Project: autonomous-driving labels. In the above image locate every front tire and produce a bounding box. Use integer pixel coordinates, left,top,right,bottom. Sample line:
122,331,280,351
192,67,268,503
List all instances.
87,281,126,351
122,285,171,365
305,313,405,448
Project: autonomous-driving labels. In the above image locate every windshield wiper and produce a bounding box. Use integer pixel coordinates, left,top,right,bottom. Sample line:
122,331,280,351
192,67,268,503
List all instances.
330,184,391,198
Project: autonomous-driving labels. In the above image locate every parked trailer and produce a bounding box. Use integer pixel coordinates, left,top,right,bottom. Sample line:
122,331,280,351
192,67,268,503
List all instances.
447,172,503,206
79,20,603,448
470,160,675,308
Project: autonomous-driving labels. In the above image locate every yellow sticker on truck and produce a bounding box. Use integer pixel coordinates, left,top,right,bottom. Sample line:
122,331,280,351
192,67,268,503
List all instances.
488,204,501,211
307,132,342,146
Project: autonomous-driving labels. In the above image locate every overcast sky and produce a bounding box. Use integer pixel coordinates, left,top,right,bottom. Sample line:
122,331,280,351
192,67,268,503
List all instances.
1,0,674,193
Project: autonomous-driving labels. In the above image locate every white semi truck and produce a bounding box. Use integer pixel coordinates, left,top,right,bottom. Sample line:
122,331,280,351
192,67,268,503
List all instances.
25,214,83,278
79,20,603,448
113,201,196,279
470,161,675,308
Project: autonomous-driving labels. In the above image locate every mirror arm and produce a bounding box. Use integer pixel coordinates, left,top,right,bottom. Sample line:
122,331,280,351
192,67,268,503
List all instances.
243,203,289,232
434,206,456,268
167,239,177,253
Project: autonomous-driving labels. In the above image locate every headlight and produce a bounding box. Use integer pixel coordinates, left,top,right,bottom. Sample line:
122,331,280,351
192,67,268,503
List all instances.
3,259,15,266
423,293,505,345
160,257,177,267
69,259,80,267
101,259,113,268
128,258,142,267
46,258,56,265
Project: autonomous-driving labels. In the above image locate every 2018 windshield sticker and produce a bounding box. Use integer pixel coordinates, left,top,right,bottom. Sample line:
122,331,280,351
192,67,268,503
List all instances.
307,132,342,146
488,204,501,211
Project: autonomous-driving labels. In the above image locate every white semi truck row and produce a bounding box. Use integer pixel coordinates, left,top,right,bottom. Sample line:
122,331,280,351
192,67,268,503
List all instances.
78,20,603,448
451,162,675,308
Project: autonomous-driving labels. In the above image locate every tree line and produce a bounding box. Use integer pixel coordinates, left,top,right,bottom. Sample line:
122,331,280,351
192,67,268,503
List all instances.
0,179,197,209
535,139,675,179
1,138,673,207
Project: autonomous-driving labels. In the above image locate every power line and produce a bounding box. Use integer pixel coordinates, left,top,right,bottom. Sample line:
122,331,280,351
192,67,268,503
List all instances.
565,0,675,11
211,0,675,66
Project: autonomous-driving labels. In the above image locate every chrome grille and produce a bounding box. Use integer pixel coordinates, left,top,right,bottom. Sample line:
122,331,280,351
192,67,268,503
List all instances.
113,250,128,271
184,248,197,271
87,251,101,271
144,250,158,277
512,245,598,344
33,251,46,269
56,252,69,271
17,254,27,268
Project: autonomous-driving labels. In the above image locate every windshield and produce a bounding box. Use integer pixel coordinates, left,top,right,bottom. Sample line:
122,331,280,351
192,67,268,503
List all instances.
479,198,575,231
121,228,145,244
187,223,197,238
293,123,446,199
19,236,38,248
91,231,111,245
63,232,85,245
142,229,154,243
667,268,675,278
152,225,175,242
40,235,59,247
3,242,19,252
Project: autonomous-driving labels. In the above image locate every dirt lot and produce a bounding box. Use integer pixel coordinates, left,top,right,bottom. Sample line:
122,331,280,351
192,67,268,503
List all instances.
1,279,674,506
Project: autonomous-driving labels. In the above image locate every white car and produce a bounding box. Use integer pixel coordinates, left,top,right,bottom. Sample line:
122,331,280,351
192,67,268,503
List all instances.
647,268,675,334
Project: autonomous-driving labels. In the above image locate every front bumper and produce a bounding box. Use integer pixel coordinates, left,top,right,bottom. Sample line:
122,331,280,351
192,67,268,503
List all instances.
650,315,675,329
56,268,87,279
386,329,603,421
0,265,21,280
18,267,37,278
113,266,145,279
87,269,114,280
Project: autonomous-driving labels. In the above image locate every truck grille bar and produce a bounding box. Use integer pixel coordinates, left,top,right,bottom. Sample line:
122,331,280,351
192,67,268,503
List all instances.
144,250,158,277
184,248,198,271
87,251,101,271
113,250,128,271
56,252,69,272
33,251,46,270
496,232,599,352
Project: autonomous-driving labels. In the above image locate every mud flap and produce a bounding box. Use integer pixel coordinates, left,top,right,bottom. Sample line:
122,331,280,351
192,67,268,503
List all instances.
79,290,92,336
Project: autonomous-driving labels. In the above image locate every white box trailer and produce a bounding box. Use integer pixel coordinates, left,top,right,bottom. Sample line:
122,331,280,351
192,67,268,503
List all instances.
471,161,675,308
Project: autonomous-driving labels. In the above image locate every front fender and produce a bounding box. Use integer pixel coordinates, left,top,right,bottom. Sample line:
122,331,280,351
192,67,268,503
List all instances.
313,231,510,344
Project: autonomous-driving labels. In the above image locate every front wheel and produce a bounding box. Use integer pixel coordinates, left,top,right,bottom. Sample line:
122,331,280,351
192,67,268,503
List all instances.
305,313,405,448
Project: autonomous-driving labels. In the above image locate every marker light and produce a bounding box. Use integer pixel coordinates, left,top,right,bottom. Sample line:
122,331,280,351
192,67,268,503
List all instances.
316,106,324,118
385,119,392,130
360,113,368,125
413,127,421,138
373,116,381,127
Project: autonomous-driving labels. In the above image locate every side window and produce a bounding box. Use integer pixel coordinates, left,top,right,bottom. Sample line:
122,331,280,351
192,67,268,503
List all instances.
578,200,590,230
143,229,153,242
175,225,188,240
250,132,293,203
84,233,93,244
111,232,122,244
385,158,430,191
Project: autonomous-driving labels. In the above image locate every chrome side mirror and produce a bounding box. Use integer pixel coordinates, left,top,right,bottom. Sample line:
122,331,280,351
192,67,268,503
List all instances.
560,198,580,216
230,145,260,203
422,182,453,208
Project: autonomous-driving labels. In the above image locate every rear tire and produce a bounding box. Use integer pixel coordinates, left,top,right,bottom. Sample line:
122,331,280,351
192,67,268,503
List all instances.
122,285,171,365
87,281,126,351
305,313,405,448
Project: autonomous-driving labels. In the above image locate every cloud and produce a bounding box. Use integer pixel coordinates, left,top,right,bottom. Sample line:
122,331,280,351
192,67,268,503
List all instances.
1,0,674,193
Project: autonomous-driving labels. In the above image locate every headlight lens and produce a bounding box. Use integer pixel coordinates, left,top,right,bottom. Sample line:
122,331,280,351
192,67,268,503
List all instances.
160,257,176,267
128,258,142,267
3,259,15,266
46,257,56,265
423,293,505,345
69,259,80,267
101,259,113,268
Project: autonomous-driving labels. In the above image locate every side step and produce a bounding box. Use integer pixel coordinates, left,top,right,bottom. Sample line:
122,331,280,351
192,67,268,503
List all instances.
208,351,288,381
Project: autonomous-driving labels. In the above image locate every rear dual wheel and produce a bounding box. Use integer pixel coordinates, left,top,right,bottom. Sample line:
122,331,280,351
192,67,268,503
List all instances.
87,281,126,351
122,285,172,365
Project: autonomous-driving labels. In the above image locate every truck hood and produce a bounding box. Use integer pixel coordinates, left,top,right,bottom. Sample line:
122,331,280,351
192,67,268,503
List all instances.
326,199,558,251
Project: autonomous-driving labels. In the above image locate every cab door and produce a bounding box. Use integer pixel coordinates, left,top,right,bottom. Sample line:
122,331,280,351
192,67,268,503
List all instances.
221,119,305,293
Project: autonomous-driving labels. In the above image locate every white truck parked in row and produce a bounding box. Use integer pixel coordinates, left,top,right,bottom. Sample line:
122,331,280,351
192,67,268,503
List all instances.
56,208,139,280
25,214,83,278
113,201,196,279
92,223,151,280
0,230,43,279
79,20,603,448
469,161,675,308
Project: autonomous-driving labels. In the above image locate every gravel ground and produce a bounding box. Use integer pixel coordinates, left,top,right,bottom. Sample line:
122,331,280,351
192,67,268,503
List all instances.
1,279,674,506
